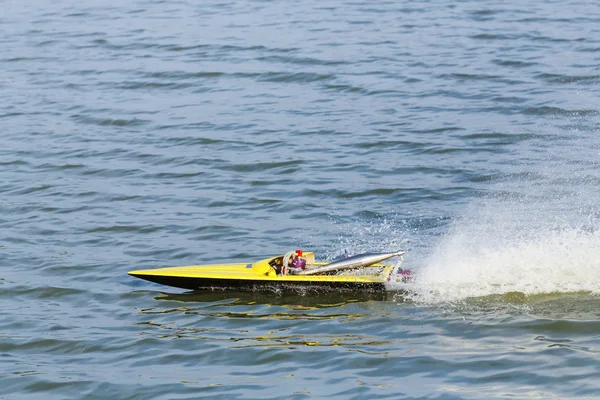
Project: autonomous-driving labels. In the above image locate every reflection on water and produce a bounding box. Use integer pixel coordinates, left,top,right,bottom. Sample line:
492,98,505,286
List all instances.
135,318,391,350
140,307,368,321
228,336,391,350
135,291,395,351
152,288,397,307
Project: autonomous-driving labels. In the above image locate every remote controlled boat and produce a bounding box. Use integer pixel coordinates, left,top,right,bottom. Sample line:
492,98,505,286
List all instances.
128,250,410,292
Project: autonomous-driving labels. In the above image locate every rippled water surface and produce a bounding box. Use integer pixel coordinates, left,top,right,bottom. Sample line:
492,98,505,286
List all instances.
3,0,600,398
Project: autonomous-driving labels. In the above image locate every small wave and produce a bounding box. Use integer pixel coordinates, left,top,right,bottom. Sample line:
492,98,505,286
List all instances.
117,81,193,90
492,59,538,68
142,171,206,179
440,73,506,83
34,39,61,47
461,132,533,141
86,40,299,55
523,106,597,116
351,139,425,150
221,160,303,173
2,285,88,300
491,96,528,104
417,146,503,155
0,159,28,166
71,115,150,127
536,73,600,83
302,187,455,202
163,136,239,147
257,71,335,84
81,168,142,178
2,57,54,63
11,184,54,196
531,35,585,43
471,33,518,40
256,55,347,66
412,127,464,134
144,71,224,79
64,12,89,18
324,84,367,94
470,9,502,16
86,225,164,234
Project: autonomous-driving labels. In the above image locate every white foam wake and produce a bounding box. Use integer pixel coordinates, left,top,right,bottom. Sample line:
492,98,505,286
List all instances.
389,186,600,303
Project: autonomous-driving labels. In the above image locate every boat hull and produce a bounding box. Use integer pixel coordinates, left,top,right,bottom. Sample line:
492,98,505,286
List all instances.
129,273,387,292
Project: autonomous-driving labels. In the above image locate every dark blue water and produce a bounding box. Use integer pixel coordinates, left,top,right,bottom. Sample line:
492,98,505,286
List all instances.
3,0,600,398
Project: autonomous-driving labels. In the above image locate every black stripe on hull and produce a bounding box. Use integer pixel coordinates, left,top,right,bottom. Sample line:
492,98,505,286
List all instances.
131,274,387,292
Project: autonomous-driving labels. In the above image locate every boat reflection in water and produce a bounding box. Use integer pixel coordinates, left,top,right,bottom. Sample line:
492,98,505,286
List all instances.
134,289,405,350
152,288,402,308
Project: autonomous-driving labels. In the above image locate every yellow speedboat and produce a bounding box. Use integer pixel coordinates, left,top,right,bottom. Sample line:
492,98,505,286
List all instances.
129,250,407,292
